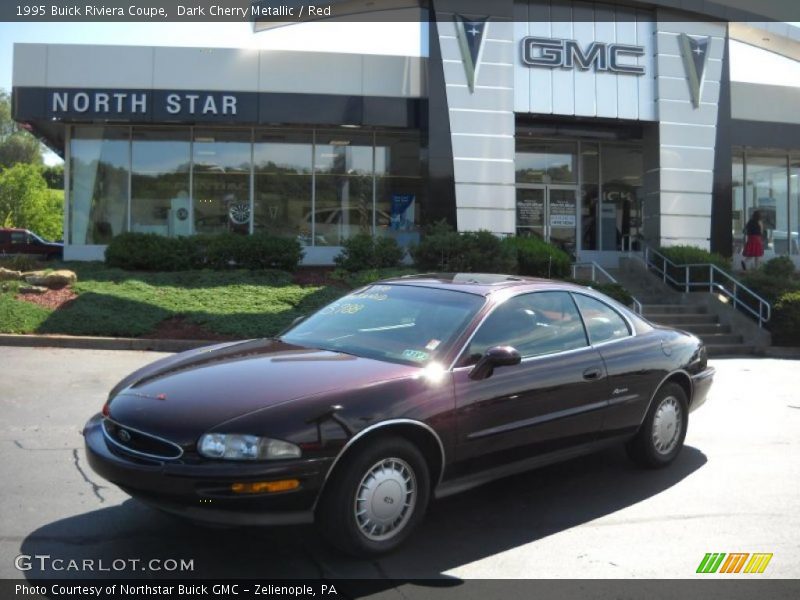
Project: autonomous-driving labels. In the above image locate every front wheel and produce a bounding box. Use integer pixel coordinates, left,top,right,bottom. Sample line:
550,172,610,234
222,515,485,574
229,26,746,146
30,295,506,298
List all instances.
316,436,430,556
626,383,688,468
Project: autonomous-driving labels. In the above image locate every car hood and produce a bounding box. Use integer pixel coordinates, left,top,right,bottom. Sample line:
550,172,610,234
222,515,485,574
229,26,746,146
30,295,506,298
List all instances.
105,338,417,445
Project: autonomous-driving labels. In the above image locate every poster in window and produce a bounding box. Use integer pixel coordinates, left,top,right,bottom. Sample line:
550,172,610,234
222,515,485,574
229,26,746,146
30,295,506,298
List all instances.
390,194,415,231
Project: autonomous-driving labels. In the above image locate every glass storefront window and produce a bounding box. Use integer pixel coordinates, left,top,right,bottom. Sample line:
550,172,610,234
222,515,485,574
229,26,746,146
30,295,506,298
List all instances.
791,158,799,256
131,128,190,237
600,144,643,251
69,126,129,245
253,129,313,243
732,151,745,256
516,140,577,184
314,131,374,246
375,131,423,246
192,129,252,235
67,125,423,251
746,153,789,256
580,143,599,251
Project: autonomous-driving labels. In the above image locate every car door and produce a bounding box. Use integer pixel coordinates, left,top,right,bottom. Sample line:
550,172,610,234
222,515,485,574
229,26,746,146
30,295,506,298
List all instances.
450,290,610,477
10,231,28,256
571,292,662,440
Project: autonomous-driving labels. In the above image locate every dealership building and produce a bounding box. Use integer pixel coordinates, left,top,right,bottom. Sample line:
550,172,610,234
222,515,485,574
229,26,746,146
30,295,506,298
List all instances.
11,1,800,266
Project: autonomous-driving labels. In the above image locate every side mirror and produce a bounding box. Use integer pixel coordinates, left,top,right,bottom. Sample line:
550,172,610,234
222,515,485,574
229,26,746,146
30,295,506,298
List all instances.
469,345,521,381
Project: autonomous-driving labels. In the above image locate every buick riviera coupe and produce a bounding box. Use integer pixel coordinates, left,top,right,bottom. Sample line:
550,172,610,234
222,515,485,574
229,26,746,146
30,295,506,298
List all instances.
84,274,714,555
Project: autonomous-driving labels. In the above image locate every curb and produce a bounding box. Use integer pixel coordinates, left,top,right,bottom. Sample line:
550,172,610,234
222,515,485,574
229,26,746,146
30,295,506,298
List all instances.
754,346,800,359
0,334,220,353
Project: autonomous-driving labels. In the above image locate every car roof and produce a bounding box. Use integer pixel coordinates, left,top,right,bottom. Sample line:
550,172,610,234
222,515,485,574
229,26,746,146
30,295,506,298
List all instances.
378,273,586,297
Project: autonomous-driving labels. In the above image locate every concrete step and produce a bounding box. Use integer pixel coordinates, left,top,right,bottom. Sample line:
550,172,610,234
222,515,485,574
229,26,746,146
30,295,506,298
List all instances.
647,313,719,325
641,304,707,315
698,333,743,345
706,344,756,357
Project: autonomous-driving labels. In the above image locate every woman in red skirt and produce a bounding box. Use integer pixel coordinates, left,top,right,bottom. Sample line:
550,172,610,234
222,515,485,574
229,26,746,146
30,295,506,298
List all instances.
741,210,765,270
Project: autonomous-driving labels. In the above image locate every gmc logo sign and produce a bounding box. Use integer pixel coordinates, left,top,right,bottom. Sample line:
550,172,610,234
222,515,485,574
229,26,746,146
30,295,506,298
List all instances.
521,37,646,75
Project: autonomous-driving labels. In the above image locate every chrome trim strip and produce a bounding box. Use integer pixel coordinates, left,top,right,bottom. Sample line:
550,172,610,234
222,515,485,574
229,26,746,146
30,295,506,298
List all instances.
102,418,184,461
311,418,446,512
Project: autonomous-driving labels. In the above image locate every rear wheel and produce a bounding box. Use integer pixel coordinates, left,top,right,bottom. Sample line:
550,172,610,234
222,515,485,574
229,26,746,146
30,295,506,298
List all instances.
316,436,430,556
627,383,688,468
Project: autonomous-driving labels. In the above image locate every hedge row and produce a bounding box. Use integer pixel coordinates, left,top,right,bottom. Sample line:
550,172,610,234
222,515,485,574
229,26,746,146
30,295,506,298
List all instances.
105,233,303,272
407,221,571,278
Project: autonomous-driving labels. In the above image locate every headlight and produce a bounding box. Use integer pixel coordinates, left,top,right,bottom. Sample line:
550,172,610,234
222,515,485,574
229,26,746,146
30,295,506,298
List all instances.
197,433,301,460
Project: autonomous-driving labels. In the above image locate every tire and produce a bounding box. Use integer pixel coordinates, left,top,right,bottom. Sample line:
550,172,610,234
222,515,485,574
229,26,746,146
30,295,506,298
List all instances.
316,436,430,557
626,382,689,469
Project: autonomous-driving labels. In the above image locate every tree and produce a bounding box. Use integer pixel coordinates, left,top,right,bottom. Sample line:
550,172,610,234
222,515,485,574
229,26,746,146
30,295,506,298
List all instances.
41,164,64,189
0,91,43,170
0,163,62,240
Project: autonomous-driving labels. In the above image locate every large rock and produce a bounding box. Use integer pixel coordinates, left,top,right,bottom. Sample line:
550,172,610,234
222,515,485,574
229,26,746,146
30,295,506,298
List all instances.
23,269,77,289
19,285,48,294
0,267,23,281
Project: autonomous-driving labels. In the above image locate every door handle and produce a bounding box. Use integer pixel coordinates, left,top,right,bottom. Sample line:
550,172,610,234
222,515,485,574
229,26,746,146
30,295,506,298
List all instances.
582,367,603,381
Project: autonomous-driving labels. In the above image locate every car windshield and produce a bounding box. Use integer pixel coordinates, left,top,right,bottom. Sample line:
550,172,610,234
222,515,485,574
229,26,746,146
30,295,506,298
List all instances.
281,284,485,366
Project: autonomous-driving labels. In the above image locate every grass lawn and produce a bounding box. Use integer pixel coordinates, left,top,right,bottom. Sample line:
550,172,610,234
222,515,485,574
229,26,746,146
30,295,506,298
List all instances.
0,262,349,339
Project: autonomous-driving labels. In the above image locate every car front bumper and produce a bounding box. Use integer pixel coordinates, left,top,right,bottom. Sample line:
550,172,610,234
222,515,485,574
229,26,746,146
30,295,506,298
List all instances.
689,366,715,413
83,413,334,526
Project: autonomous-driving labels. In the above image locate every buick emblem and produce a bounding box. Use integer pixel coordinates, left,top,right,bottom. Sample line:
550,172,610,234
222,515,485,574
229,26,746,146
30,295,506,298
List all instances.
118,429,132,443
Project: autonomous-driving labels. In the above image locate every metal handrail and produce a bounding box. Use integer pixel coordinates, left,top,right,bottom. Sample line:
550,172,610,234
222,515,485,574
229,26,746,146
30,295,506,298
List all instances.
642,246,771,327
571,261,643,315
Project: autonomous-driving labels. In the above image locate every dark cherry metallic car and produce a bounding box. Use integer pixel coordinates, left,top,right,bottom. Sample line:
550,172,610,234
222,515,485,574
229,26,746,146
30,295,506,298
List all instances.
0,228,63,260
84,274,714,555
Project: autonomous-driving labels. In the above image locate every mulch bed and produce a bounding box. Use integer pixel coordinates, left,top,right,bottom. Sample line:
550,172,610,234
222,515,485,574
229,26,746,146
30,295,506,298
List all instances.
16,287,78,310
292,267,342,287
147,316,239,341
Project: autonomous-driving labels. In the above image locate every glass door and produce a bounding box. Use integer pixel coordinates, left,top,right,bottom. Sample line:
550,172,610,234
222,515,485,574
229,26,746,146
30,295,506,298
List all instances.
547,186,577,256
516,185,577,256
516,187,546,240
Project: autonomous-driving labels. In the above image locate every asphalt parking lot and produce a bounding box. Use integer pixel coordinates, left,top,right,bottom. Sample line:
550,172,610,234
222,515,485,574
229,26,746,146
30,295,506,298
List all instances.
0,346,798,583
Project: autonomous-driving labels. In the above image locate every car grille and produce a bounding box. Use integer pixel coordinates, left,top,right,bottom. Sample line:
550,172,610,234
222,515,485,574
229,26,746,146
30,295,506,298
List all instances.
102,418,183,461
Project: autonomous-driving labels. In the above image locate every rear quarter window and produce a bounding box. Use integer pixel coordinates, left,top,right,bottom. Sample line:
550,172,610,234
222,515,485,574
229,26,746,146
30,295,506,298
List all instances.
573,293,631,345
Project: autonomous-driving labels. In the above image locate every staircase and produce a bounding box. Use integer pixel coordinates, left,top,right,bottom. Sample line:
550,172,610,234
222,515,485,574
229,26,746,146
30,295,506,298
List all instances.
639,304,754,356
606,259,763,357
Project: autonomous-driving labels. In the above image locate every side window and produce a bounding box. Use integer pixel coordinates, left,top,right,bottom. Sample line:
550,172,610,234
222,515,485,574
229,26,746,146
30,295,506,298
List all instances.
573,294,631,344
464,291,588,363
10,232,26,246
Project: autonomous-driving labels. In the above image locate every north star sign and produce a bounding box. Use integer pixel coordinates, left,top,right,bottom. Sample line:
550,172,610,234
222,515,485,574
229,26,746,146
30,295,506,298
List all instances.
521,37,646,75
46,90,248,121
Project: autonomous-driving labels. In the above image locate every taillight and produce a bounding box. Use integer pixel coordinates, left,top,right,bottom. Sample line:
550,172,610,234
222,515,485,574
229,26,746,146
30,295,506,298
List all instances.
101,403,109,417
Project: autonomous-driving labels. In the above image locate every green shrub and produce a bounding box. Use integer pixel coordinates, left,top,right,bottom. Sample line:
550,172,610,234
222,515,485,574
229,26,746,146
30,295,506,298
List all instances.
656,245,730,286
503,236,571,279
771,291,800,346
105,233,183,271
762,256,796,279
411,222,516,273
105,232,303,272
242,233,304,271
331,267,418,288
333,233,405,272
740,271,800,305
0,254,44,272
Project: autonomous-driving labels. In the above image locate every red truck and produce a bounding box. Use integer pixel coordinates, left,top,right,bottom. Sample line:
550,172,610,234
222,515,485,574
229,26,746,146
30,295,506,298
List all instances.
0,228,63,260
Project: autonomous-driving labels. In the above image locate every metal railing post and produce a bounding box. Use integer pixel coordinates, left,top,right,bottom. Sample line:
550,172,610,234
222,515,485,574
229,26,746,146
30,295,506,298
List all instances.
684,267,689,292
709,266,713,293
